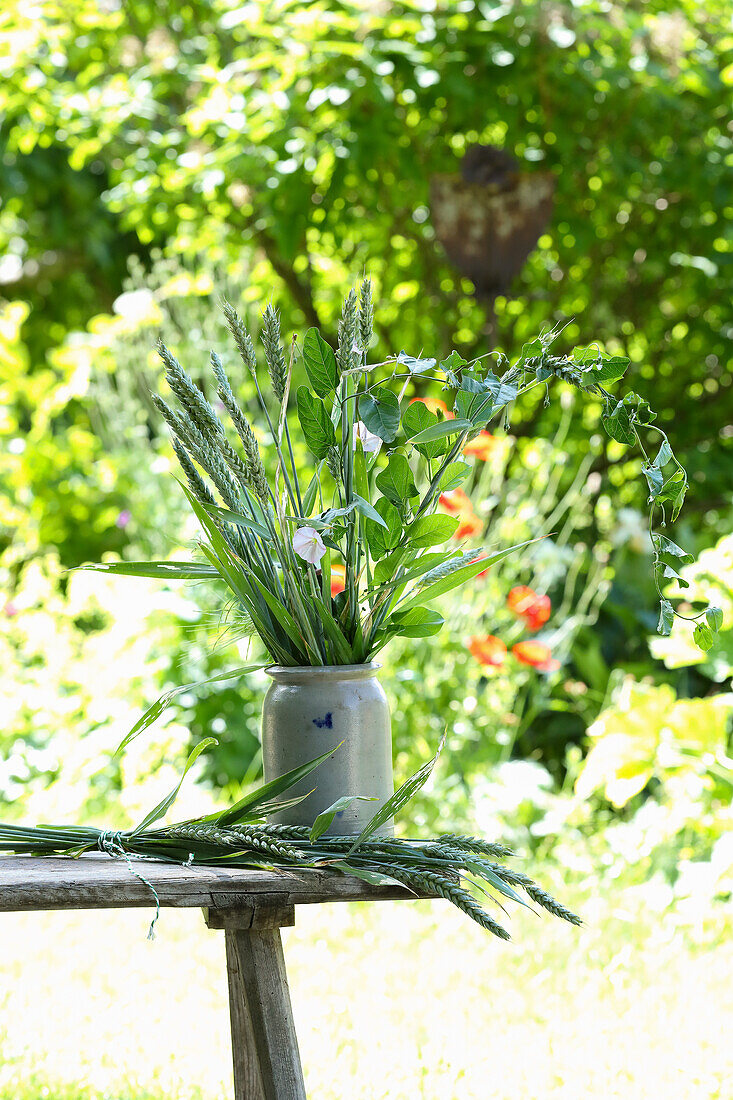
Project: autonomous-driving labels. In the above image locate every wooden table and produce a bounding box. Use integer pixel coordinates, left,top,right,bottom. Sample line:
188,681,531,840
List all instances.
0,855,429,1099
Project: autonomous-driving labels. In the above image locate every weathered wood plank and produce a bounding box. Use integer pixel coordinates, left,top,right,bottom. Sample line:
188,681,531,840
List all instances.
227,927,306,1100
225,930,267,1100
0,855,429,912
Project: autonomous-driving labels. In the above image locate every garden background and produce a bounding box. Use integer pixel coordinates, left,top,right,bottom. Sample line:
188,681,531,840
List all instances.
1,2,731,1097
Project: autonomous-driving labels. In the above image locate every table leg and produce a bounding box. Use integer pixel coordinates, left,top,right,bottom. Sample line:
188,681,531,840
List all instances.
225,926,306,1100
203,902,306,1100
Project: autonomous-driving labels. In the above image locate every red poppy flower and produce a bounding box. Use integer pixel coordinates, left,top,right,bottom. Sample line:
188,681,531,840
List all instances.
507,586,551,631
439,488,472,514
454,510,483,540
463,431,498,461
330,563,346,597
512,641,560,672
469,634,507,667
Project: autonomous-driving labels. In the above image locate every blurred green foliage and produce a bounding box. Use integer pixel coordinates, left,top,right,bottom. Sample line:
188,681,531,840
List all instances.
1,1,731,873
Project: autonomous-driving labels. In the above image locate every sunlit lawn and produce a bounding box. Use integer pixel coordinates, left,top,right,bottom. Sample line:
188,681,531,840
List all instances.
0,869,730,1100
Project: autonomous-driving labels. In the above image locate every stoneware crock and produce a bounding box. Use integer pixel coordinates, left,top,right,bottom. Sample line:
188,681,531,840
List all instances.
261,662,394,836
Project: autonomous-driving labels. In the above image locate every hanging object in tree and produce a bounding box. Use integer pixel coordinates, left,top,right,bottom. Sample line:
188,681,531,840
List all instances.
430,144,555,299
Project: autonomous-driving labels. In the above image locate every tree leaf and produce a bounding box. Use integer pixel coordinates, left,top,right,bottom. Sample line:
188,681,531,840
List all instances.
359,390,400,442
302,328,338,397
296,386,336,459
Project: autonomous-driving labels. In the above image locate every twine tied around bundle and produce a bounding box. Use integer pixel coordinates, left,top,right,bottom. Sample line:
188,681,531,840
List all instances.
97,830,161,940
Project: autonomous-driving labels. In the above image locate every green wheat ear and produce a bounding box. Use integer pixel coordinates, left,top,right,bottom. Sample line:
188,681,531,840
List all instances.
261,303,288,401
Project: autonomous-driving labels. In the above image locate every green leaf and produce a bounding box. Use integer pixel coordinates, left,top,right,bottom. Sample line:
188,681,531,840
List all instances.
213,743,345,827
132,738,218,836
79,560,219,580
706,606,724,633
359,390,400,442
347,733,446,854
643,463,664,500
654,439,673,467
408,417,473,445
308,796,377,841
301,466,323,516
396,350,436,374
302,328,338,397
693,620,715,652
115,665,261,755
326,862,407,889
603,400,635,445
296,386,336,459
440,350,467,372
250,574,307,641
388,606,444,638
399,539,539,611
407,513,459,548
372,551,447,589
571,346,630,386
401,401,445,459
204,504,270,539
658,598,674,637
375,454,418,505
455,390,493,425
652,534,694,564
352,492,389,529
365,496,402,559
438,461,471,492
656,563,690,590
483,372,518,410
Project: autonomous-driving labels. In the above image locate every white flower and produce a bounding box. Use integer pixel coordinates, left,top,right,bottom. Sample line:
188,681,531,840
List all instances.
292,526,327,565
354,420,382,454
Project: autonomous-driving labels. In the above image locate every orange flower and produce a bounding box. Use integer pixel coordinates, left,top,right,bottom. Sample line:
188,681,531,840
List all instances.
410,396,455,419
463,431,498,461
469,634,507,667
512,641,560,672
524,595,551,631
454,510,483,540
439,488,472,514
330,563,346,597
507,586,551,631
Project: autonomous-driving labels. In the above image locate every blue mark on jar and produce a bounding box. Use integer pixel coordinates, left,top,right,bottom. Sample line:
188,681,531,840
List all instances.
313,712,333,729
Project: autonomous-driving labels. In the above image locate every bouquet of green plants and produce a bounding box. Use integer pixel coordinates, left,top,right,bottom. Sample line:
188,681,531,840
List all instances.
84,281,718,661
0,740,580,941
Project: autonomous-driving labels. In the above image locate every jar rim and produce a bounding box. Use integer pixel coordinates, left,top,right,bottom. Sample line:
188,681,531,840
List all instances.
265,661,381,683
